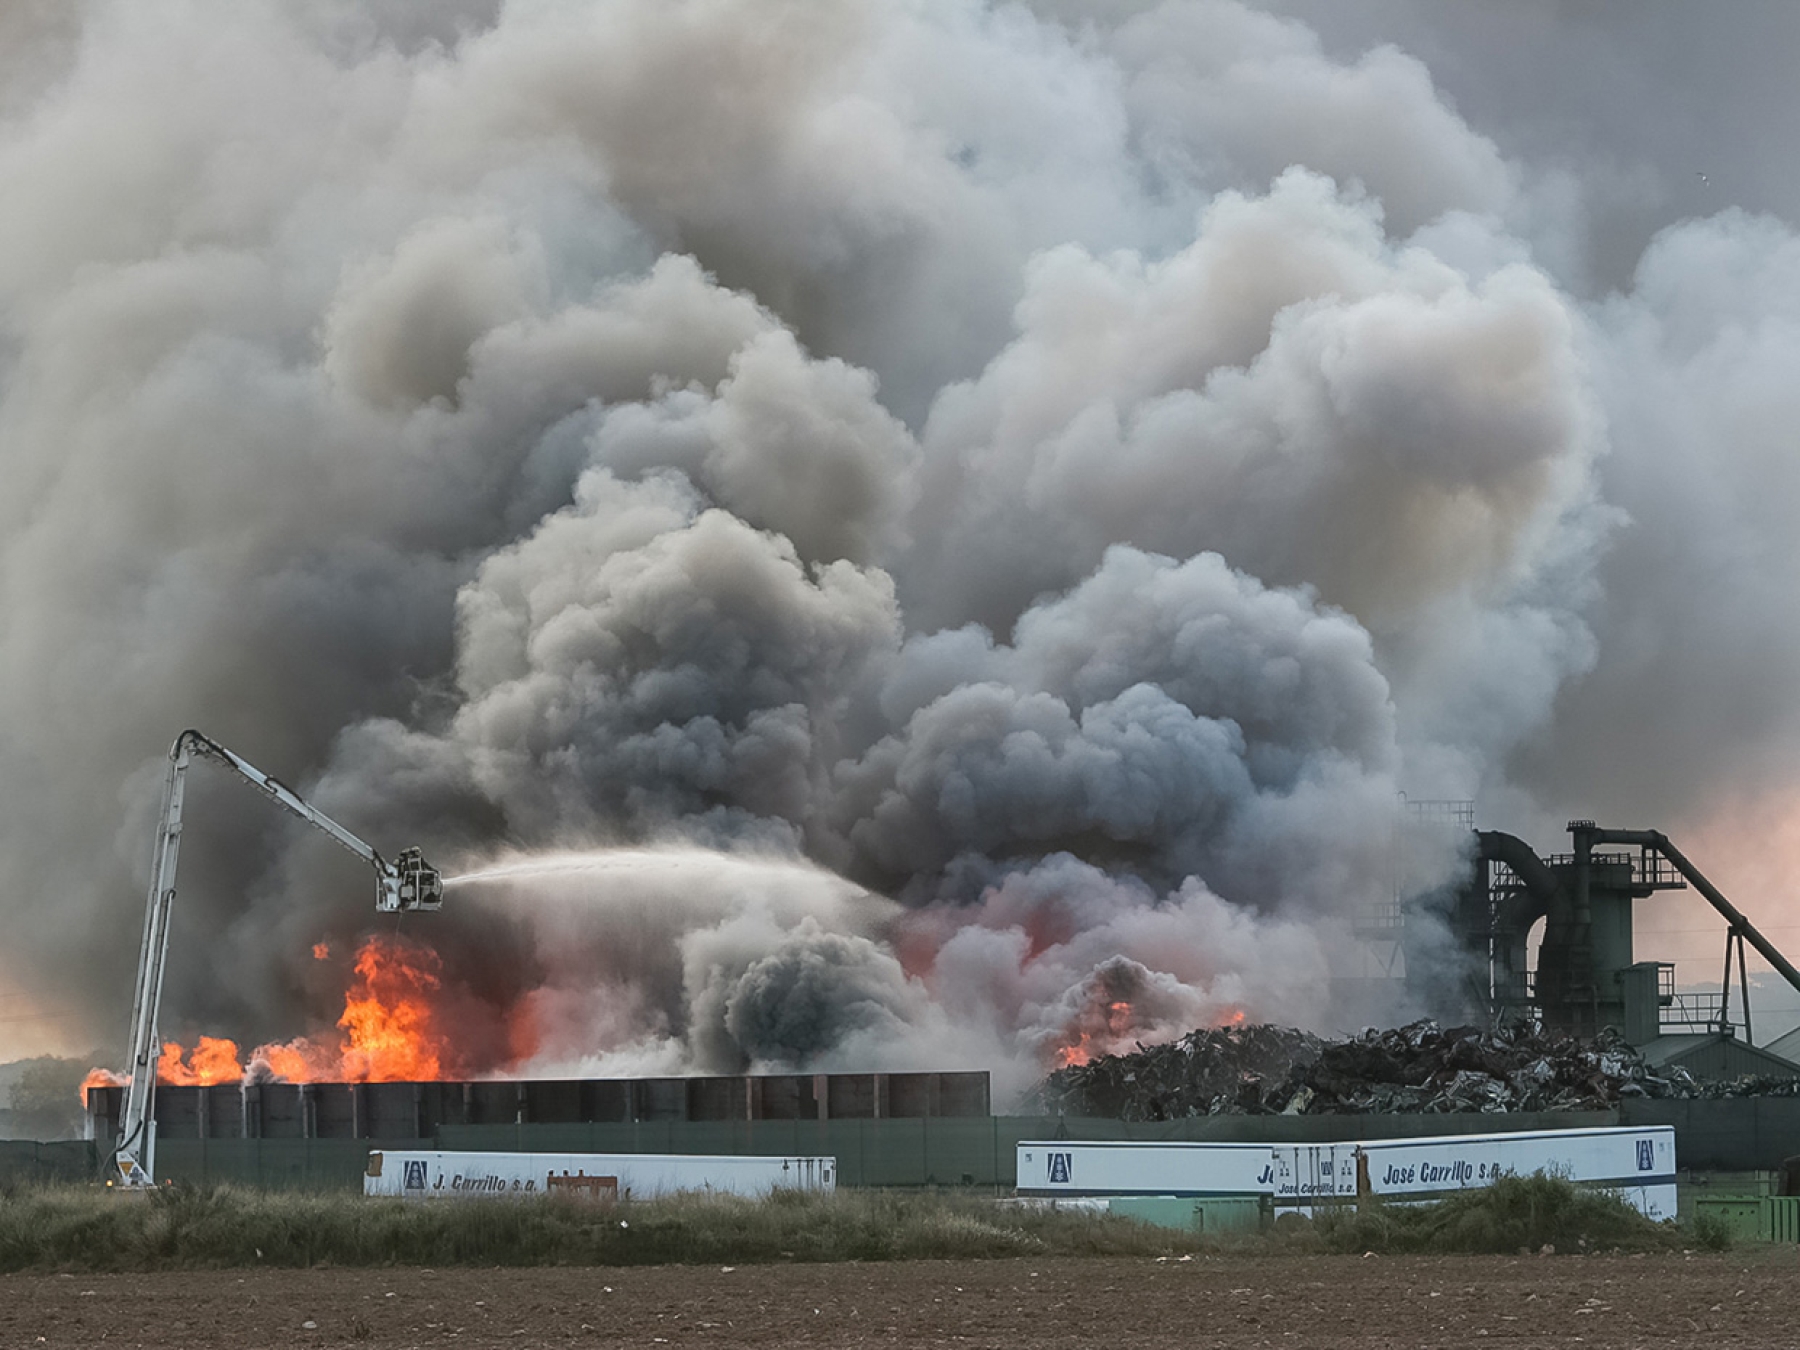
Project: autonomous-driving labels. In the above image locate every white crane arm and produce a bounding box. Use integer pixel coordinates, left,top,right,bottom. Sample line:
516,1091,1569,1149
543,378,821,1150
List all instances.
111,729,444,1186
184,731,384,870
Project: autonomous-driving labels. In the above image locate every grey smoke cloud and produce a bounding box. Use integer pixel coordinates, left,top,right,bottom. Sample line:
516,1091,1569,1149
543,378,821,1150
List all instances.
1516,211,1800,820
703,918,922,1070
832,545,1399,898
1255,0,1800,294
4,1,1799,1084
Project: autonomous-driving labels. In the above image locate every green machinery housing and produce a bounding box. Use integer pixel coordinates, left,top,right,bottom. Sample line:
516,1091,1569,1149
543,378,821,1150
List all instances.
1401,818,1800,1064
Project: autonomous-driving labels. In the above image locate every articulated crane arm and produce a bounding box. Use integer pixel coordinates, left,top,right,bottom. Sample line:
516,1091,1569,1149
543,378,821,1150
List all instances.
113,729,444,1186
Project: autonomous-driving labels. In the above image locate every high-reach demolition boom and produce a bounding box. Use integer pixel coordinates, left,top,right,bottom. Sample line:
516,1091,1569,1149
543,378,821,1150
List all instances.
113,729,444,1187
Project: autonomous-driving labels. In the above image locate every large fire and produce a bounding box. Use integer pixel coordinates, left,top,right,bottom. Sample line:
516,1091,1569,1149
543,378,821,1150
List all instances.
87,934,503,1097
79,911,1263,1099
260,935,472,1081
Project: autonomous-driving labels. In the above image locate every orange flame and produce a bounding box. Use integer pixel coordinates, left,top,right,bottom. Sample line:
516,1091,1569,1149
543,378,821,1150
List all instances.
80,1066,126,1107
102,934,478,1091
249,934,461,1082
1049,1001,1250,1069
1050,999,1135,1069
335,936,450,1080
157,1035,245,1085
312,941,330,961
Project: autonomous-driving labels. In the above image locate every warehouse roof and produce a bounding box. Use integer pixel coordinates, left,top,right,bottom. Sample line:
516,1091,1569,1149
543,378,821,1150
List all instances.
1637,1033,1800,1080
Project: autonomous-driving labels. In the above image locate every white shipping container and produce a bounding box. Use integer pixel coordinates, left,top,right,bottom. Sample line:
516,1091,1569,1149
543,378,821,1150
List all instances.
1017,1140,1277,1199
364,1150,835,1200
1017,1125,1678,1220
1275,1125,1677,1220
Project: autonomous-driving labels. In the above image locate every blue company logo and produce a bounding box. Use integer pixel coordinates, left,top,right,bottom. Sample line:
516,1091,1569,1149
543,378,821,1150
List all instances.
1636,1140,1654,1172
1047,1152,1072,1184
403,1160,427,1190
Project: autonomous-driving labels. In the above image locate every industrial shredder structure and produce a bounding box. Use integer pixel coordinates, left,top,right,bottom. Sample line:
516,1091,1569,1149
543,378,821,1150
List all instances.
1398,817,1800,1061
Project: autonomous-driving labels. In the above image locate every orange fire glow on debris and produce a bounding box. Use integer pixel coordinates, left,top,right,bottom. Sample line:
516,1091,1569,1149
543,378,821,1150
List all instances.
312,941,330,960
1049,1002,1250,1069
1051,999,1135,1069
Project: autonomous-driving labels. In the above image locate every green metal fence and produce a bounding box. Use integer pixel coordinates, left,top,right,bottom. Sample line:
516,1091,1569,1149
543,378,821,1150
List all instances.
1770,1196,1800,1243
149,1137,424,1191
0,1139,95,1185
1693,1194,1800,1243
1620,1097,1800,1172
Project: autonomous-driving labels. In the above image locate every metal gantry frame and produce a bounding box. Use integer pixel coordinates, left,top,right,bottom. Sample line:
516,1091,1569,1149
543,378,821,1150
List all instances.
1582,827,1800,1043
1717,925,1755,1043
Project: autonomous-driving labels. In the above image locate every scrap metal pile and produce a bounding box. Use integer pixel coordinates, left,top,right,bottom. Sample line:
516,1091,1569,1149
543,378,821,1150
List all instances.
1028,1020,1791,1120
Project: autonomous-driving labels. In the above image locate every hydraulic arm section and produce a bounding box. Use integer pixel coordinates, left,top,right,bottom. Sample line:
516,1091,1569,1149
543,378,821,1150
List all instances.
113,729,444,1186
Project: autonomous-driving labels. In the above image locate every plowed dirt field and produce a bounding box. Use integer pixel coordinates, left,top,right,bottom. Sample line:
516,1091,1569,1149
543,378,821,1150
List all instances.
3,1251,1792,1348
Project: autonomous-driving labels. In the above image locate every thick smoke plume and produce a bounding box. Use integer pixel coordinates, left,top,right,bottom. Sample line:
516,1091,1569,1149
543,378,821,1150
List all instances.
4,2,1800,1096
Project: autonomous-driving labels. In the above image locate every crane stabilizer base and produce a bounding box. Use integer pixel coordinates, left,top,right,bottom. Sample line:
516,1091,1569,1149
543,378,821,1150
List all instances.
111,729,445,1187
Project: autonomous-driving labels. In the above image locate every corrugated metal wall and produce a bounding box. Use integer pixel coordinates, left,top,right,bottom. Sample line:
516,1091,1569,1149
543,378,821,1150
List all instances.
1689,1040,1799,1079
86,1071,993,1143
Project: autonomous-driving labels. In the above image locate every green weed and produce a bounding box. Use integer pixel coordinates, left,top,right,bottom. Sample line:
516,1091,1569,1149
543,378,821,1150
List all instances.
0,1183,1198,1272
1313,1173,1693,1255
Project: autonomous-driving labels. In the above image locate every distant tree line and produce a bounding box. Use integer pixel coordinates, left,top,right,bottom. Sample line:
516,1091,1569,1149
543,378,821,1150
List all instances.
4,1057,97,1141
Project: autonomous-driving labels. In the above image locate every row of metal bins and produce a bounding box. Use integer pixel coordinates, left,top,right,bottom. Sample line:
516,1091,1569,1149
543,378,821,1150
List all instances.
86,1070,991,1141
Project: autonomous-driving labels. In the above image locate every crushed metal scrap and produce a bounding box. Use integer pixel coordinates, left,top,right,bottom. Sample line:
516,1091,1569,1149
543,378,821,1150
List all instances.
1026,1020,1800,1120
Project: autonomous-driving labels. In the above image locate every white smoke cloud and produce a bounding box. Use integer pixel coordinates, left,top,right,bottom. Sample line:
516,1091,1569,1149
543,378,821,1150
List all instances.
1105,1,1516,235
5,1,1800,1090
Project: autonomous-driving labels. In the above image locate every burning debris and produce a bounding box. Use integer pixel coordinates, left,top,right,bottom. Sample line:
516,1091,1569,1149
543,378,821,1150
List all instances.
1025,1020,1800,1120
84,933,520,1102
1036,1021,1325,1116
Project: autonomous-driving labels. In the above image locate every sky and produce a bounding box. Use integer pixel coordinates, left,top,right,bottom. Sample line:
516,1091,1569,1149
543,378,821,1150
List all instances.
5,0,1800,1081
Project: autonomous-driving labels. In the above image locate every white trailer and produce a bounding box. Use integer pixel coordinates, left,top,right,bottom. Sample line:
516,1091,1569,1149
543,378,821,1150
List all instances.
1017,1140,1277,1200
364,1149,835,1200
1017,1125,1677,1220
1274,1125,1678,1220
